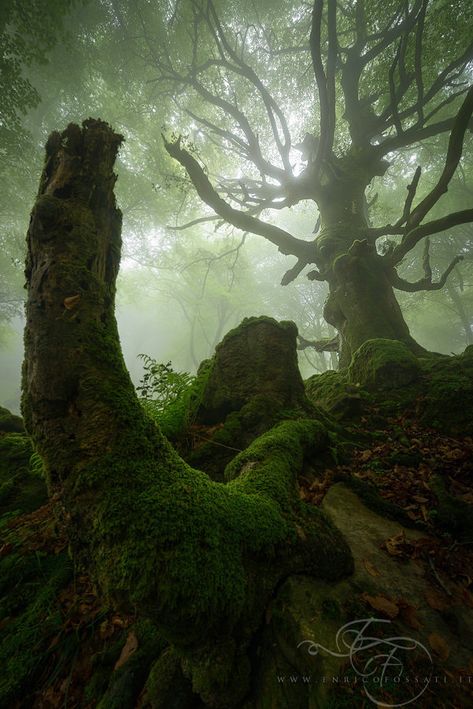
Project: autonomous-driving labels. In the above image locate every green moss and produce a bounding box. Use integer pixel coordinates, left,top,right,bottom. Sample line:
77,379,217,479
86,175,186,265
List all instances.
418,350,473,435
187,393,288,480
0,550,73,705
0,434,47,515
0,406,24,433
343,476,423,529
60,411,352,706
305,370,370,419
196,316,306,425
429,474,473,539
142,646,196,709
348,339,421,390
97,619,166,709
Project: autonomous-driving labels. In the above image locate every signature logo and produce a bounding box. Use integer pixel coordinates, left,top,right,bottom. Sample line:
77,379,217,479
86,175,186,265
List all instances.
298,617,433,707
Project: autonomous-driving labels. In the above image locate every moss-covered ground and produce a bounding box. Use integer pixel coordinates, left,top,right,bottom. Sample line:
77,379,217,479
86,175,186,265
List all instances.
2,338,473,707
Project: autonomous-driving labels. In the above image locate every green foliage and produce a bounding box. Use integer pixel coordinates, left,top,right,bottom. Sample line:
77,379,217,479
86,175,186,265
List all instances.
0,433,47,515
137,356,209,440
137,355,195,408
0,549,73,706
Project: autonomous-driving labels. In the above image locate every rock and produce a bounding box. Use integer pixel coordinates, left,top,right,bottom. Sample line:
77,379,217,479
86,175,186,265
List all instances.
418,348,473,435
348,338,421,390
248,484,473,708
196,316,306,424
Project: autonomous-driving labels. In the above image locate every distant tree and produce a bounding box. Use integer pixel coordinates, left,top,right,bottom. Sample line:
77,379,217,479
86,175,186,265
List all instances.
142,0,473,365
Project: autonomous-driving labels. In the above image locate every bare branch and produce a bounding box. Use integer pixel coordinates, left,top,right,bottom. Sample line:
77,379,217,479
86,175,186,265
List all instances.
408,84,473,228
413,0,428,125
377,84,473,156
360,0,423,66
167,215,220,231
390,254,464,292
164,136,314,261
297,334,339,352
310,0,337,166
388,209,473,264
204,0,293,172
281,258,308,286
395,165,422,228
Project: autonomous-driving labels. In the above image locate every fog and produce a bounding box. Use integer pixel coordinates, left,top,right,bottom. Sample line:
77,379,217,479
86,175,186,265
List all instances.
1,0,472,416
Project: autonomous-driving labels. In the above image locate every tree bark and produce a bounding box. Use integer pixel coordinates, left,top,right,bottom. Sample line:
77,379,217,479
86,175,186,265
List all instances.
315,180,426,367
22,120,353,707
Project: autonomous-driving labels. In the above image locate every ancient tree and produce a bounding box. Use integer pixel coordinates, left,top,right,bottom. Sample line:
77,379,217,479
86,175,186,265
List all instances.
22,119,352,706
153,0,473,365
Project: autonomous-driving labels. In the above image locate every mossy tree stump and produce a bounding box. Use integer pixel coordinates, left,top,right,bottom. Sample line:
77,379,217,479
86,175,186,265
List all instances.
22,120,353,707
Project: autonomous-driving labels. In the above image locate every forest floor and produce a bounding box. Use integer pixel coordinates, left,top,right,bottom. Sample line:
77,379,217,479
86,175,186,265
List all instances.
2,406,473,708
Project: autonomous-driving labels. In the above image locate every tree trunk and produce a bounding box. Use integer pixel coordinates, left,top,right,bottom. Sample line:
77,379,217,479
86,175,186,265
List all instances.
316,185,426,368
447,282,473,346
22,120,353,707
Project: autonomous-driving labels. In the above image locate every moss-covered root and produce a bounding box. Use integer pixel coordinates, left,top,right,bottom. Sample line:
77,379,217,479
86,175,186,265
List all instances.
80,419,352,707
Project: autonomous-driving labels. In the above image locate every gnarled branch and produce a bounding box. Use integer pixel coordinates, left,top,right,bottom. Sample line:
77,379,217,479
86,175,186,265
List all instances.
164,136,314,261
297,334,339,352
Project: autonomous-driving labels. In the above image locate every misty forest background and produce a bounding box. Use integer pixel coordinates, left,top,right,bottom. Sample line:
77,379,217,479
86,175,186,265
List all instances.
1,0,472,412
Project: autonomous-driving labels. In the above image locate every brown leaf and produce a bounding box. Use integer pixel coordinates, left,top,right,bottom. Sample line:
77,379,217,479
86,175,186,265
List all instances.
412,495,429,504
360,450,372,462
428,633,450,661
384,532,406,556
0,543,13,558
425,588,449,611
64,294,81,310
398,600,421,630
363,559,381,577
461,587,473,609
362,593,399,619
459,492,473,505
114,630,138,670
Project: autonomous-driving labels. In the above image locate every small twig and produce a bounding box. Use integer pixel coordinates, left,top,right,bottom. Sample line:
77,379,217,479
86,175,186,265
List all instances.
192,433,242,453
428,556,453,597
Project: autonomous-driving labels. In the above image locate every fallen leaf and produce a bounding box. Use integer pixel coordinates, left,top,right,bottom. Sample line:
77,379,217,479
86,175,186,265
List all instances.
398,600,421,630
0,543,13,558
384,532,406,556
64,294,81,310
460,492,473,505
114,630,138,670
428,633,450,661
363,559,381,577
461,587,473,609
362,593,399,619
425,588,449,611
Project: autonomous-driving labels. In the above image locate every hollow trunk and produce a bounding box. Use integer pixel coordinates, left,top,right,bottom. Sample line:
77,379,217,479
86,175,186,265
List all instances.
22,120,353,708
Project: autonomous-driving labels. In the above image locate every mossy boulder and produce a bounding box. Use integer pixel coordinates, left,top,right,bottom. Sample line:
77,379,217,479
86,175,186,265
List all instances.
348,338,421,390
245,484,473,708
0,406,24,433
305,370,367,419
196,317,306,425
418,346,473,435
